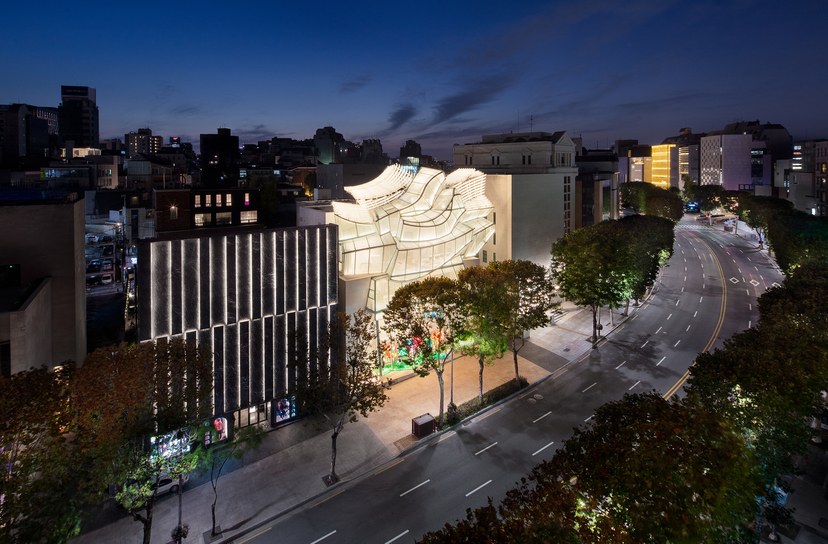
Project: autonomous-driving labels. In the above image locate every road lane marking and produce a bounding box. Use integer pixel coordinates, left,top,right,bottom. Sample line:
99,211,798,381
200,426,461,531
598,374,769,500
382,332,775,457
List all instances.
311,487,347,508
532,441,555,456
675,299,680,306
749,303,752,311
693,311,697,318
673,340,681,347
385,530,410,544
435,431,457,445
475,442,498,456
238,527,272,544
749,320,752,328
582,382,597,393
686,325,691,331
699,296,703,303
631,314,638,320
400,479,431,497
684,275,687,281
473,407,501,423
628,380,641,391
310,530,337,544
584,415,594,422
667,313,672,320
641,340,649,348
738,268,742,273
655,326,662,334
657,356,666,366
754,266,758,271
465,480,492,497
533,411,552,423
681,286,685,292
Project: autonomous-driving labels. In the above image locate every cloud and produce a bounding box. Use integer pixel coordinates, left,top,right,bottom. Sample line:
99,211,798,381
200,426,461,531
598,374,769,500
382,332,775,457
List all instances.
432,77,513,124
234,124,276,143
340,74,372,93
387,103,418,131
170,104,202,116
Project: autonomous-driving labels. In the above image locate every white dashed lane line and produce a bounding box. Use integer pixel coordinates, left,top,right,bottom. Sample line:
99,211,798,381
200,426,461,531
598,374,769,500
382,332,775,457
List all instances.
465,480,492,497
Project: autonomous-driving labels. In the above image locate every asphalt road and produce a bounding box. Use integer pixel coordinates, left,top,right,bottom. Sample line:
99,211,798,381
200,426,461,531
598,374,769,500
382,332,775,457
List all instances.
238,220,783,544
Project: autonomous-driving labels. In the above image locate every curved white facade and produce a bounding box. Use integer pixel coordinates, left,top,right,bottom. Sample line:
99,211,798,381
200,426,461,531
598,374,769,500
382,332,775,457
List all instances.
331,165,494,313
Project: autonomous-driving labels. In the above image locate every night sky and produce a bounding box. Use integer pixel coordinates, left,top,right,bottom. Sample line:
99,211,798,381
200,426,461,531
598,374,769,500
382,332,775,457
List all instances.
2,1,825,160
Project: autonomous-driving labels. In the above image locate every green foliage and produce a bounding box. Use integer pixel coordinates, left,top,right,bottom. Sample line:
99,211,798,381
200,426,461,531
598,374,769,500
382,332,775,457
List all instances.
442,377,528,428
0,366,82,543
620,182,683,221
551,221,638,344
738,195,794,250
384,277,464,423
456,266,510,402
488,260,559,385
72,338,213,544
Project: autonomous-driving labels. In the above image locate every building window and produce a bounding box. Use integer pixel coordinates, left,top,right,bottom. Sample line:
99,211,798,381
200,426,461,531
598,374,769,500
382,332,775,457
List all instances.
522,155,526,165
492,232,496,245
482,250,488,263
226,193,233,206
216,194,223,207
216,212,232,225
497,156,500,165
244,192,250,206
492,252,496,262
169,205,178,221
206,194,212,207
492,211,496,224
527,155,532,165
491,156,495,165
240,210,258,224
195,213,212,227
195,195,201,208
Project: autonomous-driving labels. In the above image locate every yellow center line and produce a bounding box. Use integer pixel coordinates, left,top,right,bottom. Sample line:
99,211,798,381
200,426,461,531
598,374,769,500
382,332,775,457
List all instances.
373,457,405,476
237,526,272,544
663,232,727,399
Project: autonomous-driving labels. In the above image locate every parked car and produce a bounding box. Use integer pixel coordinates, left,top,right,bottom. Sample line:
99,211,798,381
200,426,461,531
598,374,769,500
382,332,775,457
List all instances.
153,472,189,495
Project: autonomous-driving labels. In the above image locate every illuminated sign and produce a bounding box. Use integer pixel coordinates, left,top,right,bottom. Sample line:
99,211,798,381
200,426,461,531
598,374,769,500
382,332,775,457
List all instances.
274,396,296,424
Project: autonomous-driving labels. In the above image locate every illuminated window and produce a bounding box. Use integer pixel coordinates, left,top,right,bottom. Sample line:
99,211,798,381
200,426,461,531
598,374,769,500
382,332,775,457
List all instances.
226,193,233,206
169,205,178,220
244,192,250,206
206,194,212,207
194,213,212,227
194,195,201,208
216,194,223,207
240,210,257,224
216,212,232,225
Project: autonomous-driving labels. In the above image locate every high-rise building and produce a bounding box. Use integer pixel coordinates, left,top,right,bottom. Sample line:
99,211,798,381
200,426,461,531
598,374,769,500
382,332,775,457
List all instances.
313,126,345,165
58,86,99,148
125,128,163,158
700,134,762,190
200,128,240,187
650,144,678,190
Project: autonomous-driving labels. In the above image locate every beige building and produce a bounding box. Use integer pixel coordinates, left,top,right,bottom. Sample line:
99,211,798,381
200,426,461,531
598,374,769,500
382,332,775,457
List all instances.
453,131,579,268
0,194,86,374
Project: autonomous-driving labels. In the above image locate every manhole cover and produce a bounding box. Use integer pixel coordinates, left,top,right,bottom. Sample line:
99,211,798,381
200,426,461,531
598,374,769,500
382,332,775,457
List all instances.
527,397,537,404
533,394,544,401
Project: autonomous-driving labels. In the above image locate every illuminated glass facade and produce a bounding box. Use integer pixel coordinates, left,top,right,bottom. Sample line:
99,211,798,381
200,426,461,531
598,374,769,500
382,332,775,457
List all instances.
331,165,494,313
651,144,676,189
137,225,338,421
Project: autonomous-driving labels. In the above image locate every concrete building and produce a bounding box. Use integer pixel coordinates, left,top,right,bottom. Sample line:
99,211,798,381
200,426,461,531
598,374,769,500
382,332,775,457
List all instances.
700,133,758,190
136,224,338,429
153,188,261,234
313,126,345,165
125,128,163,158
0,191,86,373
453,131,578,267
575,147,621,228
816,140,828,216
58,86,99,148
200,128,240,187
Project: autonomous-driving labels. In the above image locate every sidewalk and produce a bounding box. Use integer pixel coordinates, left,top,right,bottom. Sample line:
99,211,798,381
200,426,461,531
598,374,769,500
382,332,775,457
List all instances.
74,300,619,544
74,239,827,543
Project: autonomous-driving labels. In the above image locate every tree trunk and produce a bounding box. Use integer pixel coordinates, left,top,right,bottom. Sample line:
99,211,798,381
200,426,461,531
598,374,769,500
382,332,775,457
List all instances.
176,474,183,544
624,298,630,316
142,508,152,544
512,338,521,386
211,480,219,536
329,418,344,484
591,305,598,348
478,355,485,403
436,368,445,426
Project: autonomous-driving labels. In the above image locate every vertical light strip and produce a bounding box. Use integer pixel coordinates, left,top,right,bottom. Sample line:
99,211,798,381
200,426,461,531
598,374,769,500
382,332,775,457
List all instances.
236,235,241,410
248,232,253,321
196,238,201,331
179,240,184,333
150,242,156,339
167,241,172,338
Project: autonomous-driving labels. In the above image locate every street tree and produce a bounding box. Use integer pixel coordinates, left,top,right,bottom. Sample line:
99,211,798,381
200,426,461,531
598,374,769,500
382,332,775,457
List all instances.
457,266,510,402
488,260,558,386
384,276,465,425
620,182,683,221
551,221,636,347
0,365,82,543
618,215,675,311
72,339,213,544
296,310,389,485
738,194,793,249
553,393,760,543
196,424,265,537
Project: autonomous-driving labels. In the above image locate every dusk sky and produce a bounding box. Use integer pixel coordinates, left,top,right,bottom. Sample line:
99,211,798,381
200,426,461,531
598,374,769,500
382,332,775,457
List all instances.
2,1,825,160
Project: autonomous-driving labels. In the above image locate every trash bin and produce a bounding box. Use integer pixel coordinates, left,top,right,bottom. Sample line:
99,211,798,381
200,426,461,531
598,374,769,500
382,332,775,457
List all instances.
412,413,436,438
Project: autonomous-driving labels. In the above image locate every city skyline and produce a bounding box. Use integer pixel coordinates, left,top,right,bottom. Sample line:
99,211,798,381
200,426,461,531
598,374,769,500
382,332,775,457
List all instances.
2,1,826,159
